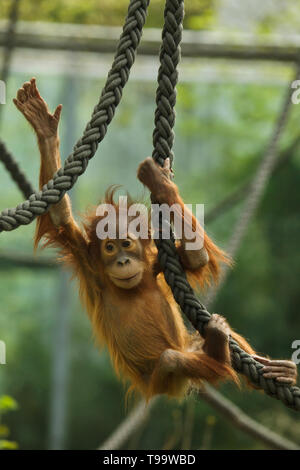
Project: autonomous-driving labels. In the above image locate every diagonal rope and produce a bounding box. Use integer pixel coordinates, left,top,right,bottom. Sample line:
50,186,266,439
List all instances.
205,134,300,224
99,114,300,447
98,398,158,450
151,0,300,411
0,0,298,410
98,387,300,450
99,59,300,447
206,65,300,306
0,141,35,198
0,0,150,231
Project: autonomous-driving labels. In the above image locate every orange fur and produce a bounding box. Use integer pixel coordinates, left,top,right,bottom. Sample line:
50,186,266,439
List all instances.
231,331,255,356
185,233,232,290
35,186,242,399
18,78,296,399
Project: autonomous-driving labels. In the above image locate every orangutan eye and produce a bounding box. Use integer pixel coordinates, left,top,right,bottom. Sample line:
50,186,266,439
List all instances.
122,240,131,248
105,242,115,252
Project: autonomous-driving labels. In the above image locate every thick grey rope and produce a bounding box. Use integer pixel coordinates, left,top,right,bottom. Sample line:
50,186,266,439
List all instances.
0,0,150,232
152,0,183,167
151,0,300,411
0,141,35,199
0,0,298,410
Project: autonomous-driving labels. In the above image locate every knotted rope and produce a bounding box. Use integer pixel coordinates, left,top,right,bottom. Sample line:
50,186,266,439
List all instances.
0,0,299,410
0,0,150,231
151,0,300,411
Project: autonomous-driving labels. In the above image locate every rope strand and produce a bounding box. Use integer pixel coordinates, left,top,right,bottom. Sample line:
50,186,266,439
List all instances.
0,0,150,232
151,0,300,411
0,0,298,411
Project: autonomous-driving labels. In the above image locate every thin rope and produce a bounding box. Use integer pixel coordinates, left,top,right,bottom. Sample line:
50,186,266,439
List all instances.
98,398,157,450
98,387,299,450
196,385,300,450
206,65,300,306
205,134,300,224
0,0,150,231
0,141,35,199
151,0,300,411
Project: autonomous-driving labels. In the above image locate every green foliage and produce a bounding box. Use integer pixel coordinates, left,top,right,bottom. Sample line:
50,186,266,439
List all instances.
1,0,215,29
0,395,18,412
0,395,18,450
0,439,18,450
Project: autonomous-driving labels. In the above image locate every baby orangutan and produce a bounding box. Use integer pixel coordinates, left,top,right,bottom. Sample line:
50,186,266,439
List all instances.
13,78,298,399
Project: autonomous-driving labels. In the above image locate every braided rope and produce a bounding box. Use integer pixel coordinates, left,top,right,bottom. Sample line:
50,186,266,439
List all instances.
0,0,299,410
152,0,183,167
0,0,150,232
0,140,35,199
151,0,300,411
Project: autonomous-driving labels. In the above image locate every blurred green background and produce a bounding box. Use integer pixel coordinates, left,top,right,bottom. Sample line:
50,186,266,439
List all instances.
0,0,300,450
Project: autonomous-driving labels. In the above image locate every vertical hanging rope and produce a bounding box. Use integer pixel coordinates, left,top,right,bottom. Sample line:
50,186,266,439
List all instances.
151,0,300,411
0,0,298,410
152,0,184,167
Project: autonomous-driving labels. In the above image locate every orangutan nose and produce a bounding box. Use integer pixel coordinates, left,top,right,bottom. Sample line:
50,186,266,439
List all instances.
117,257,130,267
